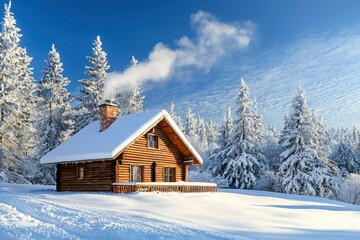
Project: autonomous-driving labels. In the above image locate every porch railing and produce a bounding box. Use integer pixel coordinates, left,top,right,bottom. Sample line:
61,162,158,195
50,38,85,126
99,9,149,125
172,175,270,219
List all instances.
111,182,217,194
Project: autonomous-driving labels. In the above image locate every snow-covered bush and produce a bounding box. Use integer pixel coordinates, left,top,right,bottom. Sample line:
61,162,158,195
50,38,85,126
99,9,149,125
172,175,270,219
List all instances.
255,170,281,192
338,174,360,205
188,169,228,187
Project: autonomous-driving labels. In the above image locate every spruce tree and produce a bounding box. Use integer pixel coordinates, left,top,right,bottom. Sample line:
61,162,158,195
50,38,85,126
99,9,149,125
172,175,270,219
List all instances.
206,118,218,154
128,82,145,114
252,99,264,144
196,114,208,156
77,35,110,131
35,44,73,184
169,102,184,131
221,79,264,189
351,126,360,149
331,132,360,175
279,89,339,198
119,55,145,115
219,107,233,151
0,1,37,182
184,107,198,144
208,107,233,176
263,125,281,171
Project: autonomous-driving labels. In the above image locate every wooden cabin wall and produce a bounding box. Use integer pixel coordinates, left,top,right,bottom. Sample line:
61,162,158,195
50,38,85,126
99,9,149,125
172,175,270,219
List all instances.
116,125,187,182
57,161,113,192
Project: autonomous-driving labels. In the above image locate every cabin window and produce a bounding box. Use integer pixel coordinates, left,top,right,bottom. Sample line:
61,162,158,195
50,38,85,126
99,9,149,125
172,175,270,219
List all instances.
130,166,142,182
163,167,175,182
148,134,159,149
77,165,84,180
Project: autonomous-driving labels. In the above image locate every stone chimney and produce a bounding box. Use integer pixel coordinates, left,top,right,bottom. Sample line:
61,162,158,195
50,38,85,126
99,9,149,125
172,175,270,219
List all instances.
99,100,117,132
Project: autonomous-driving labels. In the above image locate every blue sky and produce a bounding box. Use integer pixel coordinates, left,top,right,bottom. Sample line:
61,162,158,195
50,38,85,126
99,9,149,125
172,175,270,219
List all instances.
7,0,360,129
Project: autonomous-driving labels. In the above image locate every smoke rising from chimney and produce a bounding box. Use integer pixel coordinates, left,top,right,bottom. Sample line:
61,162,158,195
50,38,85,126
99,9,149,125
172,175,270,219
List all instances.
103,10,255,100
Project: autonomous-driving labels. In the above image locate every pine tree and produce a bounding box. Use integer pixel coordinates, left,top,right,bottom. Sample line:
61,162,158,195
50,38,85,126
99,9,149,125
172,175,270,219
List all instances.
76,35,110,131
331,130,360,175
221,79,264,189
351,126,360,149
218,107,233,151
184,107,198,144
169,102,184,131
279,89,339,198
34,44,73,184
266,125,279,144
206,118,218,154
208,107,233,176
196,114,208,156
263,125,281,171
128,82,144,114
310,110,332,158
119,55,144,115
252,99,264,144
0,1,37,183
331,142,359,175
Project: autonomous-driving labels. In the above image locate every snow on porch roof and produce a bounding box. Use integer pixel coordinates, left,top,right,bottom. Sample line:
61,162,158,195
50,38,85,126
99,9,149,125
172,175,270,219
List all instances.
40,109,203,165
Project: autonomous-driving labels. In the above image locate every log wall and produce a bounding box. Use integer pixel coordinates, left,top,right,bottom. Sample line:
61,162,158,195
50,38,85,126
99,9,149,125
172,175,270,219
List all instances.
57,161,113,192
116,125,186,182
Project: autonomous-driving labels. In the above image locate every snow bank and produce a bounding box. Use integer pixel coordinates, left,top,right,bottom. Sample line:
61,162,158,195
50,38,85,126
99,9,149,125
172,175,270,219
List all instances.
1,183,359,240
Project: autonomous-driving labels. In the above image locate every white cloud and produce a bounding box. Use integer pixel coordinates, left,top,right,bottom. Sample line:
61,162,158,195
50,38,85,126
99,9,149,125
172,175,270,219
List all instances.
103,10,255,100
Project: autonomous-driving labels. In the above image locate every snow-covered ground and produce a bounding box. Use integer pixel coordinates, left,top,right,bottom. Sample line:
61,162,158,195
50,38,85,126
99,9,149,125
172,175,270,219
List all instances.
1,183,359,240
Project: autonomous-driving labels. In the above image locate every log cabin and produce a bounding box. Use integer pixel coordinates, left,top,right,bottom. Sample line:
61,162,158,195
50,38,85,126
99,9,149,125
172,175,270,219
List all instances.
40,101,217,193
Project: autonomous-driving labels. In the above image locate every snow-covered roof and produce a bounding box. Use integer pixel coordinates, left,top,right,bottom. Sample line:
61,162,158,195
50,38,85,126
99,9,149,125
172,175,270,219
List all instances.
40,109,203,165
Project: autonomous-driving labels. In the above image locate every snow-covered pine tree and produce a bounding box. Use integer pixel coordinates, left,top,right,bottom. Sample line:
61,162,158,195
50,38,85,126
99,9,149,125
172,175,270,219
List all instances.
221,79,264,189
310,110,332,158
206,118,218,155
196,114,208,156
218,107,233,151
184,107,198,144
263,125,281,171
351,126,359,149
335,128,342,143
169,102,184,131
76,35,110,131
130,54,138,66
331,141,359,175
207,107,233,176
34,44,74,184
309,111,339,184
126,55,144,114
0,1,37,183
115,55,144,115
340,127,349,143
279,89,339,198
266,125,279,144
252,99,265,145
331,129,360,175
128,85,144,114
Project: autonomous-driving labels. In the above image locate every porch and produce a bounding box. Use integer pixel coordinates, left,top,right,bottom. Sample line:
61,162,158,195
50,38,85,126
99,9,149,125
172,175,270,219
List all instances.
111,182,217,194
